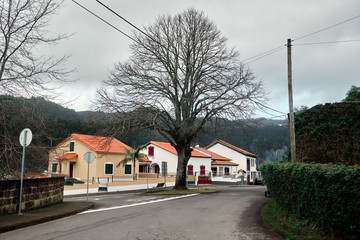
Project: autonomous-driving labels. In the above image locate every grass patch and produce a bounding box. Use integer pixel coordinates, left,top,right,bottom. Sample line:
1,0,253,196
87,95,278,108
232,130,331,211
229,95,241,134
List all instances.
143,188,218,195
262,201,326,240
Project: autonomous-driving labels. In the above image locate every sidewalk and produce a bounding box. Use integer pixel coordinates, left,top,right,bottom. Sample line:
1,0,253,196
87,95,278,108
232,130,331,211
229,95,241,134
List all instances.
64,179,175,195
0,181,175,234
0,201,94,234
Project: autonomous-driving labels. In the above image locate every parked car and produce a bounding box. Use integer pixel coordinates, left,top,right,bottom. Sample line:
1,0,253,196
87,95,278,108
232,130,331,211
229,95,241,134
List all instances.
254,177,264,185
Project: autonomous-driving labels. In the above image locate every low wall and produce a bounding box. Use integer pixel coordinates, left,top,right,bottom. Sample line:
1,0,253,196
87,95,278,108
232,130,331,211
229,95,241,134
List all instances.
0,177,64,215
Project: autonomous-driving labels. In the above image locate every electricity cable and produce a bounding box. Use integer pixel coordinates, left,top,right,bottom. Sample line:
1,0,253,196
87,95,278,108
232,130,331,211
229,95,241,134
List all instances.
293,39,360,46
293,13,360,41
254,101,287,115
242,45,285,62
244,46,286,64
72,0,135,41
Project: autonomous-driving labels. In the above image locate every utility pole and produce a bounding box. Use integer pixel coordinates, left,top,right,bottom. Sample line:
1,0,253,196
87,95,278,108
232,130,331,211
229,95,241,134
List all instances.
287,38,296,163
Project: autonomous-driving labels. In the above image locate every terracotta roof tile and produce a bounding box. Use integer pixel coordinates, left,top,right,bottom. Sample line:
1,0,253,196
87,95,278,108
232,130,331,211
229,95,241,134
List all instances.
211,160,239,166
195,147,231,161
57,153,78,160
139,157,152,162
148,141,211,158
71,134,131,154
205,139,256,158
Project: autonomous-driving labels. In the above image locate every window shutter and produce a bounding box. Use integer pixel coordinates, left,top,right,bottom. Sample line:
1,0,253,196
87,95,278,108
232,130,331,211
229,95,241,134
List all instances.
148,146,154,156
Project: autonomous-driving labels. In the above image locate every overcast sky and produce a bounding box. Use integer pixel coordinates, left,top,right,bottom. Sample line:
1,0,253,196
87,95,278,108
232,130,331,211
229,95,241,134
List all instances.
45,0,360,119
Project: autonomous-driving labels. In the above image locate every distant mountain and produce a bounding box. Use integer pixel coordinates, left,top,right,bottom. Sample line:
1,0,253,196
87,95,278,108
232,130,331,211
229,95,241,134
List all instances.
0,96,290,176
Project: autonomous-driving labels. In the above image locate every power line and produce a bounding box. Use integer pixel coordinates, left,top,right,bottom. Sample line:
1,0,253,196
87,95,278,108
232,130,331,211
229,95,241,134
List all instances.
293,39,360,46
244,46,286,64
243,13,360,64
242,45,285,62
294,13,360,41
95,0,189,63
96,0,155,42
255,101,287,115
72,0,135,41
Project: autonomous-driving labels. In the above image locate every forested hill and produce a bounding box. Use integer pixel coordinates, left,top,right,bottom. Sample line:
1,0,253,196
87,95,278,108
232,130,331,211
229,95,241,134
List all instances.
0,96,289,175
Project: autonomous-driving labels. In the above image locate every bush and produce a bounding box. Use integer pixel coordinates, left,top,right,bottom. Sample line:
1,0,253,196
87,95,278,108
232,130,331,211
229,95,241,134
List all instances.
64,177,84,185
261,162,360,239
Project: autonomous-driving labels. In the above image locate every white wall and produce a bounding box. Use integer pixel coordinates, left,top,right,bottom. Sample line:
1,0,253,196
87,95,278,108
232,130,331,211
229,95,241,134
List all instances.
207,143,257,182
143,144,212,175
145,144,178,175
188,157,212,175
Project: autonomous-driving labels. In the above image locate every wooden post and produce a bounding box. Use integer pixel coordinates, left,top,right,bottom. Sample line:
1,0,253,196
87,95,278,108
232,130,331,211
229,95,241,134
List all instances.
287,38,296,163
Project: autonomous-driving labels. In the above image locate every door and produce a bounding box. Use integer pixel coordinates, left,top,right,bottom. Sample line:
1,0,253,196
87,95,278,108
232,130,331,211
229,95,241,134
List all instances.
69,163,74,178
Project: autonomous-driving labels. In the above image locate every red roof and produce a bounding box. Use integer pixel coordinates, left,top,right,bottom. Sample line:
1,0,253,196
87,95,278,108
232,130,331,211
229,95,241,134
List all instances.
53,134,131,154
195,147,231,161
71,134,131,154
205,139,256,158
147,141,211,158
57,153,78,160
139,157,152,163
211,160,239,166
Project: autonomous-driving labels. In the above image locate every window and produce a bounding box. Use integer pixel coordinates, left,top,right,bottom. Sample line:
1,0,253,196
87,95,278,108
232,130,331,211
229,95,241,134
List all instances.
225,167,230,175
105,163,113,175
187,165,193,175
125,164,132,175
148,146,154,156
52,163,58,173
200,165,205,176
69,141,75,152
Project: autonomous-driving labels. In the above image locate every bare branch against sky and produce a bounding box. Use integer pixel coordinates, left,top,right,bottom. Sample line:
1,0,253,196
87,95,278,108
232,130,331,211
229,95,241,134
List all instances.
9,0,360,118
0,0,73,99
96,9,264,189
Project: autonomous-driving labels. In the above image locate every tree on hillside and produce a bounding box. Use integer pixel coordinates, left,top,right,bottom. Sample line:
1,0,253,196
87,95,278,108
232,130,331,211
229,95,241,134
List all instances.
117,145,148,180
343,85,360,102
97,9,264,189
0,0,72,178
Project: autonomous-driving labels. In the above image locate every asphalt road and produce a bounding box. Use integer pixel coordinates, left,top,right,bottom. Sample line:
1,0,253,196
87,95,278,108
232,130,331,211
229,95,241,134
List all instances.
0,186,282,240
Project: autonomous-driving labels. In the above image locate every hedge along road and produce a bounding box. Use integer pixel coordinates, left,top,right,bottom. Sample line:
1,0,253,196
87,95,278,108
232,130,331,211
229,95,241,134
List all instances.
0,186,282,240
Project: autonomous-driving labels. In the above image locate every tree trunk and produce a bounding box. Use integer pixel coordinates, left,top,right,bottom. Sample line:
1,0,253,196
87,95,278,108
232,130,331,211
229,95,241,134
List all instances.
174,144,192,190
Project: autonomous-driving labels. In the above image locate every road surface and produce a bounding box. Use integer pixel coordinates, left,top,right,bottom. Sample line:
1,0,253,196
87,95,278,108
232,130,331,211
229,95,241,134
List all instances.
0,186,282,240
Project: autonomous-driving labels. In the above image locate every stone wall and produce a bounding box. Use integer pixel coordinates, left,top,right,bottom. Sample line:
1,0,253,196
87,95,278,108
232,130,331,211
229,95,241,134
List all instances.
0,177,64,215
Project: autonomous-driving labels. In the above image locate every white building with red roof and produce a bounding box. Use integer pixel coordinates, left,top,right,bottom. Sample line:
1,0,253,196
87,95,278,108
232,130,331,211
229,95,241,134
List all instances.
48,134,150,181
194,147,239,176
205,139,258,184
144,141,212,183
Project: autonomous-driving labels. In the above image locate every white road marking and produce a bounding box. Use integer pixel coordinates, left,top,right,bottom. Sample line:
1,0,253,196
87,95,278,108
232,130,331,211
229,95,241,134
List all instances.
78,194,199,214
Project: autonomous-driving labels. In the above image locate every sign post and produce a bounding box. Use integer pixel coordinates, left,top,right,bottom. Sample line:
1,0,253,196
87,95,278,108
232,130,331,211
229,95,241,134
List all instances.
18,128,33,214
84,152,95,201
161,161,167,187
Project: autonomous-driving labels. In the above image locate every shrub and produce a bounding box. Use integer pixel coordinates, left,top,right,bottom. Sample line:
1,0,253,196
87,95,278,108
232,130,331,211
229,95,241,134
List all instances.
261,162,360,239
64,177,84,185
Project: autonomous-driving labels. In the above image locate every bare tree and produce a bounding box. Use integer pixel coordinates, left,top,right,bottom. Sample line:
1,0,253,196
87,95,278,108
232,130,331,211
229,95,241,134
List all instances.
0,0,71,97
97,9,264,189
0,0,73,178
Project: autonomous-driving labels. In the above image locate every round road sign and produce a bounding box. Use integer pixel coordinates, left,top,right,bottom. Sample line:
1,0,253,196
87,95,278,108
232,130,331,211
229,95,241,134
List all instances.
19,128,33,147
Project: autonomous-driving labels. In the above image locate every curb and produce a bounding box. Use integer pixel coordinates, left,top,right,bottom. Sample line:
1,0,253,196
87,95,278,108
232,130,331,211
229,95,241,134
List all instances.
0,202,94,234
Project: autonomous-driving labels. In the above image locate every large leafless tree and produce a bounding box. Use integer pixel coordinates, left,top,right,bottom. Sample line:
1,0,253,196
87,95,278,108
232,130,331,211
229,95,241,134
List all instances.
97,9,264,189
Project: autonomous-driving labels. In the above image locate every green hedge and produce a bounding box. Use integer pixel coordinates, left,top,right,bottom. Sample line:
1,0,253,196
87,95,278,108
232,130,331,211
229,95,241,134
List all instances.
261,162,360,239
